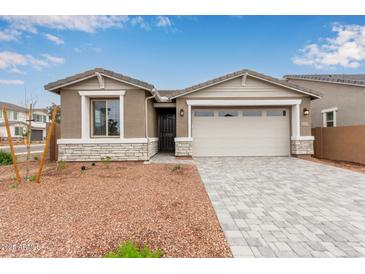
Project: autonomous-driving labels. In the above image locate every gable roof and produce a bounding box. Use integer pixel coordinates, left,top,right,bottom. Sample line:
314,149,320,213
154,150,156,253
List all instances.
284,74,365,87
169,69,322,99
44,68,155,93
0,101,27,112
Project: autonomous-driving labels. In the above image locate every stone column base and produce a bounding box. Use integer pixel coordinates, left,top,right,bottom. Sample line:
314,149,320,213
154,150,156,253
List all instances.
148,138,159,158
291,137,314,155
175,137,193,157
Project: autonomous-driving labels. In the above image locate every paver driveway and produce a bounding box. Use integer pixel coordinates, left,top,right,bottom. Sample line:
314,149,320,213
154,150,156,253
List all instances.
195,157,365,257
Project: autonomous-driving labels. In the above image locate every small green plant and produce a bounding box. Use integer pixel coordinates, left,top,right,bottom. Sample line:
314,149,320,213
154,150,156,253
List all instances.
0,150,12,166
33,155,39,161
172,164,181,172
101,156,112,168
57,160,66,170
104,241,163,258
25,175,36,182
9,183,18,189
80,165,86,173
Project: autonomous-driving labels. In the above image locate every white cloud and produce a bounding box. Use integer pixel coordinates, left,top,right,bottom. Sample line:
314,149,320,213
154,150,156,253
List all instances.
41,54,65,64
44,33,64,45
293,23,365,69
0,28,21,41
156,16,172,28
0,15,129,33
131,16,150,31
0,79,24,85
0,51,64,72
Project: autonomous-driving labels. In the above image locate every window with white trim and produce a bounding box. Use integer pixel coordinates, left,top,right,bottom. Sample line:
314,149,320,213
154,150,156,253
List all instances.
92,99,120,137
242,110,262,117
194,111,214,117
14,126,23,136
322,108,337,127
218,110,238,117
33,114,46,122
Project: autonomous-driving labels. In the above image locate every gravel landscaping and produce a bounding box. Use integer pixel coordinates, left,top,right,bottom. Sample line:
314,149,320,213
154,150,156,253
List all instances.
0,162,231,258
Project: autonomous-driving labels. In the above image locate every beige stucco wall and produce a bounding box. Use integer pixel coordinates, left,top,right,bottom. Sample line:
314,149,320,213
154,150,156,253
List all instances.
59,76,156,139
60,89,81,138
288,79,365,127
175,76,313,137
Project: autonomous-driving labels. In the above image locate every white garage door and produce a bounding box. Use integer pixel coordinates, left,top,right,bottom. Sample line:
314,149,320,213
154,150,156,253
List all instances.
192,108,290,156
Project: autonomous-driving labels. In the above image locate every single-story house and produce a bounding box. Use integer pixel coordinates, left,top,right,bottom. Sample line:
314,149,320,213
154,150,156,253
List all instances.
0,101,49,141
284,74,365,128
44,68,321,161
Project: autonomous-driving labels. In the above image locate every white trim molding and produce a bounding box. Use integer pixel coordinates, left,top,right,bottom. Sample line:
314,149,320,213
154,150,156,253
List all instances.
174,137,193,142
58,138,158,145
78,90,126,139
241,72,248,86
291,136,315,141
322,107,337,127
78,90,126,97
291,103,300,138
186,99,302,106
95,72,105,89
321,107,338,113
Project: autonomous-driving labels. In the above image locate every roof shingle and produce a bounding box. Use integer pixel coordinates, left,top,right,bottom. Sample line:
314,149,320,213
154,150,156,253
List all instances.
44,68,155,92
284,74,365,86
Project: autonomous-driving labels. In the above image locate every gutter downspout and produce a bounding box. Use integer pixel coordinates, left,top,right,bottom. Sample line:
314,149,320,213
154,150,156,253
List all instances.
145,90,157,160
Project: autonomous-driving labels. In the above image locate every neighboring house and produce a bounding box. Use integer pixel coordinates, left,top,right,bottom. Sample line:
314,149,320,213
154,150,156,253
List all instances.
0,101,49,141
284,74,365,128
44,68,321,161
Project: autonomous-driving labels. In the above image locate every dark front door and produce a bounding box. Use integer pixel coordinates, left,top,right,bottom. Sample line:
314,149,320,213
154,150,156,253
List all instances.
158,112,176,152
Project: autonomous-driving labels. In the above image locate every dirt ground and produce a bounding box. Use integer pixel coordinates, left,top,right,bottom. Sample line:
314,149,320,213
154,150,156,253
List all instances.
0,162,231,258
307,157,365,174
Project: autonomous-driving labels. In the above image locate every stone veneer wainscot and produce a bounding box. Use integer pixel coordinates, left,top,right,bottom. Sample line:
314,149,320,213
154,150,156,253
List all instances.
175,138,193,157
58,138,159,161
291,139,314,155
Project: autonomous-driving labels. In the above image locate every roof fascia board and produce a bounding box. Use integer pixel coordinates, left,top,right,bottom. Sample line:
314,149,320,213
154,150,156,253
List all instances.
171,73,320,99
170,74,242,99
99,73,153,91
46,74,97,92
248,74,321,99
47,72,153,93
285,76,365,87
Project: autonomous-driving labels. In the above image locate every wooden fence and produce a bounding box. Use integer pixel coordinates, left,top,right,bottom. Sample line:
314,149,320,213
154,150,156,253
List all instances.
312,125,365,165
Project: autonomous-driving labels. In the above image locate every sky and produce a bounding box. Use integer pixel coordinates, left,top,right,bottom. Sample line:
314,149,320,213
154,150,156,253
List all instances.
1,15,365,107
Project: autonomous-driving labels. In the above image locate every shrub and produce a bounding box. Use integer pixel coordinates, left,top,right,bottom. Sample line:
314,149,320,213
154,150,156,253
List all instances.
80,165,86,173
57,160,66,170
26,175,36,182
0,150,12,166
101,156,112,168
104,241,163,258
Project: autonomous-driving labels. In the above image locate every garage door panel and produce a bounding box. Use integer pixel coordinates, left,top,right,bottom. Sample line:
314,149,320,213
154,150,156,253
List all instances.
192,108,290,157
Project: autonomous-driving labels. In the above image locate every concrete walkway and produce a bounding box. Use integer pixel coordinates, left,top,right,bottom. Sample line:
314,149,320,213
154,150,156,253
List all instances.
196,157,365,257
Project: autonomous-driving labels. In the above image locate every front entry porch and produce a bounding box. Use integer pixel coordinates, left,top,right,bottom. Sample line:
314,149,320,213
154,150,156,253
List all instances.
157,108,176,153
